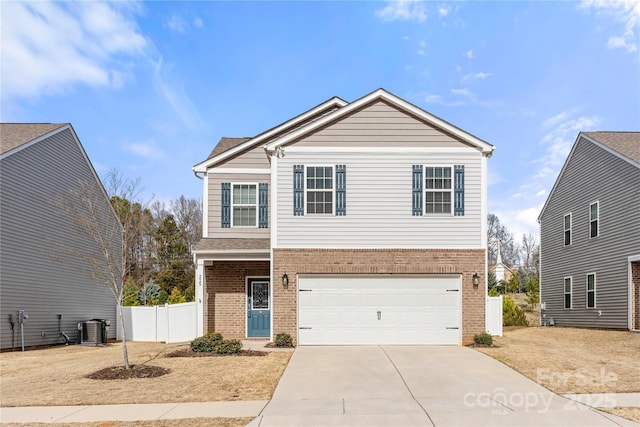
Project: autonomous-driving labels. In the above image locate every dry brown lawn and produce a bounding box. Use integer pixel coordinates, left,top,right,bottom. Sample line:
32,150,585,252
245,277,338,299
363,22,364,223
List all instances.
600,408,640,423
2,418,252,427
476,327,640,394
0,342,290,407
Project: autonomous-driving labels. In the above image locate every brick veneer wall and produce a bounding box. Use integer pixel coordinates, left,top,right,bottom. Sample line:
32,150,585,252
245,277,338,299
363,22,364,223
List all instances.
204,261,270,338
632,261,640,330
273,248,486,345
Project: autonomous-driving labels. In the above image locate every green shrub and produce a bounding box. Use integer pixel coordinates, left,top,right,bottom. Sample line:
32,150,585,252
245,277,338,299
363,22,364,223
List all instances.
275,332,293,347
190,332,223,352
473,332,493,346
214,339,242,355
503,296,529,326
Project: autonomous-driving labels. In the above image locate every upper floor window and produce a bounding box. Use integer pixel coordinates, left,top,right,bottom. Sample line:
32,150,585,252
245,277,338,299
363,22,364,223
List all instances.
412,165,464,216
293,165,346,216
590,202,599,238
564,213,571,246
306,166,334,214
564,277,572,309
425,167,452,214
232,184,257,226
586,273,596,308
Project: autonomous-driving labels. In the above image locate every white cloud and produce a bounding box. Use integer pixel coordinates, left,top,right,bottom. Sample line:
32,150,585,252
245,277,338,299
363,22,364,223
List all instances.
451,88,473,97
493,205,544,238
193,17,204,28
462,72,492,82
375,1,427,23
123,141,164,160
535,189,547,198
465,50,474,59
166,14,188,33
579,0,640,52
439,5,451,17
0,1,147,100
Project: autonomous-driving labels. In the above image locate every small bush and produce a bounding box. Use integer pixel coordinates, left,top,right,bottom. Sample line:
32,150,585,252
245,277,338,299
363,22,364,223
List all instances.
190,332,223,352
214,339,242,355
503,296,529,326
473,332,493,346
275,333,293,347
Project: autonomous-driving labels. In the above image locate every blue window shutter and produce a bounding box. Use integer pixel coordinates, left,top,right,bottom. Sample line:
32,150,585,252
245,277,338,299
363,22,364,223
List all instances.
293,165,304,216
412,165,423,216
454,165,465,216
258,183,268,228
221,182,231,228
335,164,346,216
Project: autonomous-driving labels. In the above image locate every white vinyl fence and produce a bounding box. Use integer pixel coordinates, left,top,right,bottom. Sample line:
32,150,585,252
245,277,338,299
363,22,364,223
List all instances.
117,302,197,343
486,296,503,336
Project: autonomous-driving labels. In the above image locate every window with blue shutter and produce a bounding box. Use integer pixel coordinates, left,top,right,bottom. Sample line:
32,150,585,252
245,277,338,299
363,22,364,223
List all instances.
221,182,231,227
293,165,304,216
454,165,464,216
258,183,268,228
412,165,423,216
335,164,346,216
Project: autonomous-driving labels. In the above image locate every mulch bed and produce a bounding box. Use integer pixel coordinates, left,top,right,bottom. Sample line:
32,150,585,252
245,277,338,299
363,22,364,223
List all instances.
87,365,170,380
165,348,268,358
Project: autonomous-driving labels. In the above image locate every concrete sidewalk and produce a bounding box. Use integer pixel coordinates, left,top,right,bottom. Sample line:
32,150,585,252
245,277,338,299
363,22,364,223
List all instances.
0,400,268,424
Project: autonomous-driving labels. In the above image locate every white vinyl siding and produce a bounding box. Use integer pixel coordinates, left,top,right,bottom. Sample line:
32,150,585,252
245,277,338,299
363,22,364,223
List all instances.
276,148,482,248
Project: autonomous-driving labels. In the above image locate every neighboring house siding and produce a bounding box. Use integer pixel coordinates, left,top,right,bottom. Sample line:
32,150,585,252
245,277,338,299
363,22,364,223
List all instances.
291,101,470,148
215,144,271,169
276,149,483,248
540,137,640,328
207,172,270,238
0,128,119,349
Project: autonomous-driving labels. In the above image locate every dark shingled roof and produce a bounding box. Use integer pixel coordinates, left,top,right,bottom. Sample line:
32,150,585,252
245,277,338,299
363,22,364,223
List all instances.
193,238,270,252
0,123,67,155
206,137,252,161
584,131,640,165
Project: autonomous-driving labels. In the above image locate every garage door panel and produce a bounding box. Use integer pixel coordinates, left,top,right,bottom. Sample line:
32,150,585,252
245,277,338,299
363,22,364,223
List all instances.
298,275,461,345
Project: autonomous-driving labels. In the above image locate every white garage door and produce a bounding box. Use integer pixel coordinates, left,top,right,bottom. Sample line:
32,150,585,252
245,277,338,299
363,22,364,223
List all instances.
298,275,461,345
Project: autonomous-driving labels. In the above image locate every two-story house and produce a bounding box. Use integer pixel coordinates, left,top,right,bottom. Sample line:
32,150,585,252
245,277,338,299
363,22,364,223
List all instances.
192,89,495,345
538,132,640,330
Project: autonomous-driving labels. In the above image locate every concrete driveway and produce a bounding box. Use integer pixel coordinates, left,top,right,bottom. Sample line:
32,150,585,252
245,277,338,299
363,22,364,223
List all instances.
251,346,636,427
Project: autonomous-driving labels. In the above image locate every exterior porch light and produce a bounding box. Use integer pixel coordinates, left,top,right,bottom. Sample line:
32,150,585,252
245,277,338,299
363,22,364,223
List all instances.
282,273,289,287
472,272,480,287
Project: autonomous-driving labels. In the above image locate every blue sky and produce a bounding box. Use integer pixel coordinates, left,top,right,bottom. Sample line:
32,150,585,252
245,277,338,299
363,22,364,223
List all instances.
2,0,639,238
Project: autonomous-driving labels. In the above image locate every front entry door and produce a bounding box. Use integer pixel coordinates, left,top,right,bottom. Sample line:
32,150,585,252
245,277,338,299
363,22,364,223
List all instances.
247,279,270,337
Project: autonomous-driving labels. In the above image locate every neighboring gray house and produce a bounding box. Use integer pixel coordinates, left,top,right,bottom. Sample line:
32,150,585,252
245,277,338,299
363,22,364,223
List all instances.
0,123,121,350
538,132,640,330
192,88,495,346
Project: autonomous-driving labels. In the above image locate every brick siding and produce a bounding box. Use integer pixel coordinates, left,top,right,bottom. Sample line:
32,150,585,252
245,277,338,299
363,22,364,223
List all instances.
204,261,269,338
273,248,486,345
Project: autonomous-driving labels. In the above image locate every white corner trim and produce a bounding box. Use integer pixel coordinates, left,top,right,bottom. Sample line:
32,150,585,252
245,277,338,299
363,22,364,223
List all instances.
202,172,209,238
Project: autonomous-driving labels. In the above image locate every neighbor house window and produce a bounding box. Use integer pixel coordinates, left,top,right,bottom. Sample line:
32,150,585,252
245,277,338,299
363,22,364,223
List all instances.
590,202,599,238
564,277,572,309
232,184,257,226
425,166,452,214
306,166,333,214
564,213,571,246
587,273,596,308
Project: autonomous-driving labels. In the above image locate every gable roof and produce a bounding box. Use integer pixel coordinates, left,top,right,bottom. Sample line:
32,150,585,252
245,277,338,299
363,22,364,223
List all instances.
264,88,495,155
538,131,640,221
0,123,67,156
582,131,640,165
193,96,348,172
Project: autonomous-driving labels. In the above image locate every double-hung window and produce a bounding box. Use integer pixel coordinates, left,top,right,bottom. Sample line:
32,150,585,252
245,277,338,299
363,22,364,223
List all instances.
564,213,571,246
232,184,257,226
425,166,452,214
587,273,596,308
589,202,599,238
306,166,333,214
564,277,572,309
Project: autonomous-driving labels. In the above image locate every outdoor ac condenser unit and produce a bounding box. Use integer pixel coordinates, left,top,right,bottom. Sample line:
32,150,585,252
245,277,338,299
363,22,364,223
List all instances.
80,320,102,346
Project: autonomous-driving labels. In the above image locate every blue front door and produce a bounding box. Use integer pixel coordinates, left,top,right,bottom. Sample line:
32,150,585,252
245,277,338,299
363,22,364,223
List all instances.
247,279,270,337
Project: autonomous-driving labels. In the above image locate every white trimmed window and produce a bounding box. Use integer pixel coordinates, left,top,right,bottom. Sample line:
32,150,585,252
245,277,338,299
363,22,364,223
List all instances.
232,184,257,226
306,166,333,214
587,273,596,308
564,277,572,309
564,213,571,246
425,166,452,214
590,202,599,238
